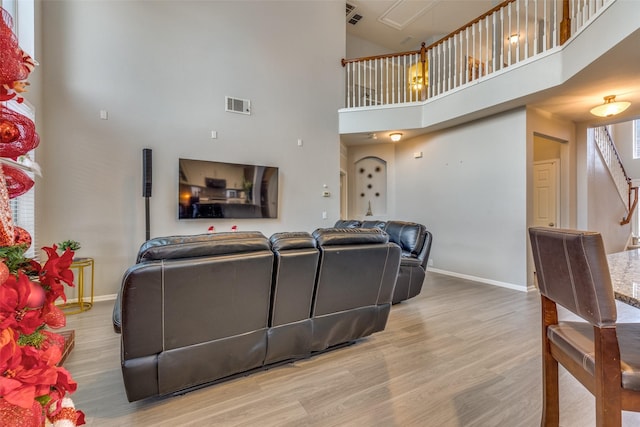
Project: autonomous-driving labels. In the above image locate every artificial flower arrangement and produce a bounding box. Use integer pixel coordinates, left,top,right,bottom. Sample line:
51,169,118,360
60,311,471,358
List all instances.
0,244,85,426
0,8,85,425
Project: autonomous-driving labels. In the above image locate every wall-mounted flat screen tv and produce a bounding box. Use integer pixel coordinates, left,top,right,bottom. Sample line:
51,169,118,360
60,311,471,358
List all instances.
178,158,278,219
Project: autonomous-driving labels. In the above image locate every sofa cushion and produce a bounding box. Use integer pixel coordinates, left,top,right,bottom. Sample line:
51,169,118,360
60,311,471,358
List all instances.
137,232,269,262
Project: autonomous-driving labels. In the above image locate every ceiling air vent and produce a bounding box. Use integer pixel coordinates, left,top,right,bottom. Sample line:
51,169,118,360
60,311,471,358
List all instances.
225,96,251,115
346,3,356,16
348,13,363,26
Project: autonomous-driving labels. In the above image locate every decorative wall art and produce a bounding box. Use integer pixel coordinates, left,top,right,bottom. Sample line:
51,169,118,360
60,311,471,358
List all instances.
354,156,387,217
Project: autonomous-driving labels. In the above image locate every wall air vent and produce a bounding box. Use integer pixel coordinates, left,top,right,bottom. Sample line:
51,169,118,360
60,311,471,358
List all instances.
225,96,251,115
348,13,363,25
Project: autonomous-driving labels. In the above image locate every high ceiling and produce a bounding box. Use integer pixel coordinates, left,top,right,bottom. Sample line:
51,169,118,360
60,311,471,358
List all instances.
344,0,640,135
346,0,495,52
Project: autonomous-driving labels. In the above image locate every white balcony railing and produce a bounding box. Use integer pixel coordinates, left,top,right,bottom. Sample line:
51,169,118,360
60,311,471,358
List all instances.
342,0,613,108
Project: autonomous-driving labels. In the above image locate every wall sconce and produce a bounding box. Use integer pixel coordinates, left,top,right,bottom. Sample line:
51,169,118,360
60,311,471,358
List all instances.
390,132,403,142
590,95,631,117
509,34,519,44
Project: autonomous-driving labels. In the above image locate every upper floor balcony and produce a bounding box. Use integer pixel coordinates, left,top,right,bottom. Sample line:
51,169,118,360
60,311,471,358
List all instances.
339,0,640,142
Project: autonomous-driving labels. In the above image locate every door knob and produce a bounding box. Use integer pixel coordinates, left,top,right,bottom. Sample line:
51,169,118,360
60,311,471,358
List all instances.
549,222,555,227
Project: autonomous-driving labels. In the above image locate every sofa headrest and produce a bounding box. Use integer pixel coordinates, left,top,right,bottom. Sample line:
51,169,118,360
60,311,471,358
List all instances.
360,220,386,229
137,232,270,262
333,219,362,228
383,221,426,257
312,227,389,246
269,232,316,252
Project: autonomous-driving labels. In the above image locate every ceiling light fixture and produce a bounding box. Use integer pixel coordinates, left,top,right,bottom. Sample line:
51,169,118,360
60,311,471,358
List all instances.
390,132,402,142
411,76,423,90
590,95,631,117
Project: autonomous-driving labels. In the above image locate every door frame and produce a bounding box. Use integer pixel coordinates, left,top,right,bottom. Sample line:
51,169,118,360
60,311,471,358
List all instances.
340,169,348,220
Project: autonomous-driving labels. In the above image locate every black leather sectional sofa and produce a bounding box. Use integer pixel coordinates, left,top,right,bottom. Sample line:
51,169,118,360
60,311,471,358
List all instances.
113,228,401,402
334,220,433,303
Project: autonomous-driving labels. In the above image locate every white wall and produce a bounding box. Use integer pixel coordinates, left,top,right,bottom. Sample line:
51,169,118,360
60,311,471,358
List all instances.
35,1,344,297
393,109,528,290
345,33,390,59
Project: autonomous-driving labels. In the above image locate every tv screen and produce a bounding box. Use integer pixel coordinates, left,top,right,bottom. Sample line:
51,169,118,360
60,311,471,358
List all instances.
178,158,278,219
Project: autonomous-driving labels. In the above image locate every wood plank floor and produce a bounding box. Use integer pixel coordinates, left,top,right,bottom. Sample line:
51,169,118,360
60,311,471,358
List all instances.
61,272,640,426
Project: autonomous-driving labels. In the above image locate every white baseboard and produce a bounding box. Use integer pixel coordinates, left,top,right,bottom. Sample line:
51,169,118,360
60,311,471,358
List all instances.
63,293,118,304
427,267,530,292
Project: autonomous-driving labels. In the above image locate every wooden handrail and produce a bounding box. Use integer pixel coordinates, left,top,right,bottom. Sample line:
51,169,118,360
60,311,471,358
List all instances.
603,127,631,184
341,46,422,66
621,185,638,226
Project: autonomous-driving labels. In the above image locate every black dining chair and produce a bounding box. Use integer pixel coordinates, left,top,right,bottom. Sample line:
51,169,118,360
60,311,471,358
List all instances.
529,227,640,427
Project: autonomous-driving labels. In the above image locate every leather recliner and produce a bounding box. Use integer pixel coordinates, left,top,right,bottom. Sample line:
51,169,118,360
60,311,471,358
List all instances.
311,228,400,351
265,231,318,365
334,219,433,303
118,232,274,402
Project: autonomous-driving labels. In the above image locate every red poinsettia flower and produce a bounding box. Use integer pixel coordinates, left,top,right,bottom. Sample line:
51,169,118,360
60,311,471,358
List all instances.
45,367,77,413
0,329,59,408
0,273,44,335
38,246,74,303
0,328,21,398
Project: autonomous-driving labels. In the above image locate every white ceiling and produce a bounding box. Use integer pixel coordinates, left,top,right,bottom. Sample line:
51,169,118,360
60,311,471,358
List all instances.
346,0,496,52
344,0,640,139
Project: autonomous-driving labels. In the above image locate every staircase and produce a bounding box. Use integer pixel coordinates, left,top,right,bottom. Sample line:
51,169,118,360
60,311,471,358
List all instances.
593,125,638,228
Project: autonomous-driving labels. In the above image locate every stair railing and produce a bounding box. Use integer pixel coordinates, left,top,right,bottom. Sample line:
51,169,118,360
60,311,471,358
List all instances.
593,126,638,225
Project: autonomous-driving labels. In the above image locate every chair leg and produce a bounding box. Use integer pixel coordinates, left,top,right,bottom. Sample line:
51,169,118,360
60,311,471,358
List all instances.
594,327,622,427
541,296,559,427
541,349,560,427
595,394,621,427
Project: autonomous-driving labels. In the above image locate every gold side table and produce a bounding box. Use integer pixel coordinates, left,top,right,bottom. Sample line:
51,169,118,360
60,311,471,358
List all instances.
60,257,94,315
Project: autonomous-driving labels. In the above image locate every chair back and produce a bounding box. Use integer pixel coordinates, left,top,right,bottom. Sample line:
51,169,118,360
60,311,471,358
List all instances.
529,227,617,326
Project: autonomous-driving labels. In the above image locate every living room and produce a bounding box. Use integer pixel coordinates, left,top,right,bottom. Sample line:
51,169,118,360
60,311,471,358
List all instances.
26,0,638,304
5,0,640,425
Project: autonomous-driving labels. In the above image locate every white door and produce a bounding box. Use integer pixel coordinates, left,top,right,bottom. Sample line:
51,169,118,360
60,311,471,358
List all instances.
533,160,559,228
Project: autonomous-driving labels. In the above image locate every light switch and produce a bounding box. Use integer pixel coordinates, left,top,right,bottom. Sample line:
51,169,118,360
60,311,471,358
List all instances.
99,110,108,120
